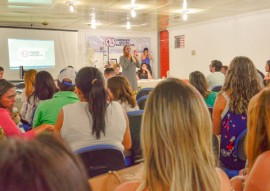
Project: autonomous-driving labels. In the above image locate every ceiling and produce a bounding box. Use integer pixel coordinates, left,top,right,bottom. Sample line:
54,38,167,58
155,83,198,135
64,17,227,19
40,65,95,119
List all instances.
1,0,270,31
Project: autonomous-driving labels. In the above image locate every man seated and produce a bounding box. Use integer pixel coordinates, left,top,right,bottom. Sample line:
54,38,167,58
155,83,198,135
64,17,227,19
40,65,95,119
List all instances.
32,67,79,127
104,67,115,79
207,60,225,90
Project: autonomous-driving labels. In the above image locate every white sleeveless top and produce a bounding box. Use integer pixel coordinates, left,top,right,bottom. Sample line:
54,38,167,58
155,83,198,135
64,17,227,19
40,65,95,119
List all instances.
61,101,126,152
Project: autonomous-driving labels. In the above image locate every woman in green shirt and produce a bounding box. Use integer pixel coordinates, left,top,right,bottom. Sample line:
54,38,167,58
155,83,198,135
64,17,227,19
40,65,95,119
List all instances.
189,71,217,107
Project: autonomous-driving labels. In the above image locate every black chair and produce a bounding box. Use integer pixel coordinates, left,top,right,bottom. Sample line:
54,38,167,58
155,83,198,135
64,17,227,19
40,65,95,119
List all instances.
137,95,148,110
212,135,220,166
208,107,213,117
136,88,153,100
211,85,222,92
75,144,125,178
127,110,144,165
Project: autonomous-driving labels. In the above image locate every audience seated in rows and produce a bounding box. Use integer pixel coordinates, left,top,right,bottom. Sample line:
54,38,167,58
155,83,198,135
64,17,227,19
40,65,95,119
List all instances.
207,60,225,90
213,56,261,174
54,67,132,152
231,88,270,191
0,134,91,191
189,71,217,107
33,67,79,127
0,79,53,138
115,78,231,191
20,71,58,127
107,75,139,112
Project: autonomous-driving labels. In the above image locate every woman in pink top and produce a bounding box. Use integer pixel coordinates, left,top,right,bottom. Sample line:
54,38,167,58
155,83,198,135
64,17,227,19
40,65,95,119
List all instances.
0,79,53,138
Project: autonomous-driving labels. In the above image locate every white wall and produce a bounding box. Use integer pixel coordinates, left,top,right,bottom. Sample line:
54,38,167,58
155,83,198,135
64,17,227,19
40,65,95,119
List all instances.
0,28,77,80
77,30,158,78
168,9,270,79
1,28,158,80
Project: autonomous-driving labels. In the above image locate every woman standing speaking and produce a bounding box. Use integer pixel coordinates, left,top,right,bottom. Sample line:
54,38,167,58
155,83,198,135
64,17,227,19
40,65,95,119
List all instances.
120,45,140,91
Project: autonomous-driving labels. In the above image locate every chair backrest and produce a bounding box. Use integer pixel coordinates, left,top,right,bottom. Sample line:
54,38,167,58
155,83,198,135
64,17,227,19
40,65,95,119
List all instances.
136,88,153,100
208,107,213,117
76,144,125,178
127,110,144,164
234,129,247,161
212,135,220,166
137,95,148,110
211,85,222,92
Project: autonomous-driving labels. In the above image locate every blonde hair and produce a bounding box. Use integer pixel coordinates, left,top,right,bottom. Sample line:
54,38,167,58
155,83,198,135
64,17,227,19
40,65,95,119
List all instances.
222,56,261,114
246,88,270,173
123,44,130,56
138,78,219,191
24,69,37,97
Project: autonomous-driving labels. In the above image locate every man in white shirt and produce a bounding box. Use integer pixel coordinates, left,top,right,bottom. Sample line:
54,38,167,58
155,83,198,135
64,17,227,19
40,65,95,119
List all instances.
207,60,225,90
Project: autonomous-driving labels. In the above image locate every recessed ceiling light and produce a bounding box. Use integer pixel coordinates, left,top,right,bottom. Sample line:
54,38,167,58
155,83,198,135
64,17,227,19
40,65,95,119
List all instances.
122,4,146,10
175,8,204,14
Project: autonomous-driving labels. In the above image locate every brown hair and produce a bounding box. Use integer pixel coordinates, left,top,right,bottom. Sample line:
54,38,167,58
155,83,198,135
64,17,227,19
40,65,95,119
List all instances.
0,134,91,191
246,88,270,173
107,75,136,108
222,56,261,114
189,71,210,98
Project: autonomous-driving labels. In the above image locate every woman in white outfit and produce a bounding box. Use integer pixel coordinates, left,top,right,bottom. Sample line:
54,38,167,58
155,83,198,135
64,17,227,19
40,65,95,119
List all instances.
54,67,132,152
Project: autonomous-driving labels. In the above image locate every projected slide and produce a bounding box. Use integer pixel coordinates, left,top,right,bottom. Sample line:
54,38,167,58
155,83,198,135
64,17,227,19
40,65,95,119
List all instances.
8,39,55,69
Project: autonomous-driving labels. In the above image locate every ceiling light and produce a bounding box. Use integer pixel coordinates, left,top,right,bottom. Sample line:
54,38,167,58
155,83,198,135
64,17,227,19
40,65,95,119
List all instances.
66,0,76,13
183,0,187,10
91,19,96,29
69,5,74,12
131,0,136,5
131,9,136,17
183,12,188,21
126,21,131,29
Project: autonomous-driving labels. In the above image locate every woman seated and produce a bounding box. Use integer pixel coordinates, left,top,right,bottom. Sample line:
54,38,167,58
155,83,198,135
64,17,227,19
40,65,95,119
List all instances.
0,134,91,191
231,88,270,191
213,56,261,173
136,63,152,80
107,75,139,112
189,71,217,107
54,67,132,152
115,78,231,191
0,79,53,138
21,71,58,127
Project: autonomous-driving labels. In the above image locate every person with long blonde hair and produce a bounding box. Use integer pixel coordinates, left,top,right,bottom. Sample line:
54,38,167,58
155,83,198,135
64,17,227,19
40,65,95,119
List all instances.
20,69,37,126
115,78,231,191
107,75,139,112
213,56,261,175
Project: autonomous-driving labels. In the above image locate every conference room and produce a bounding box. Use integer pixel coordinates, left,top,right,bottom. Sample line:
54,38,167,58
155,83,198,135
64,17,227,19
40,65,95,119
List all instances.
1,0,270,191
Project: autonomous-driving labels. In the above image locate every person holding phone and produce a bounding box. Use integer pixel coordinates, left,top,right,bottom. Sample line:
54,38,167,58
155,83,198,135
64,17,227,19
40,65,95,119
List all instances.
120,45,140,91
141,47,153,75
